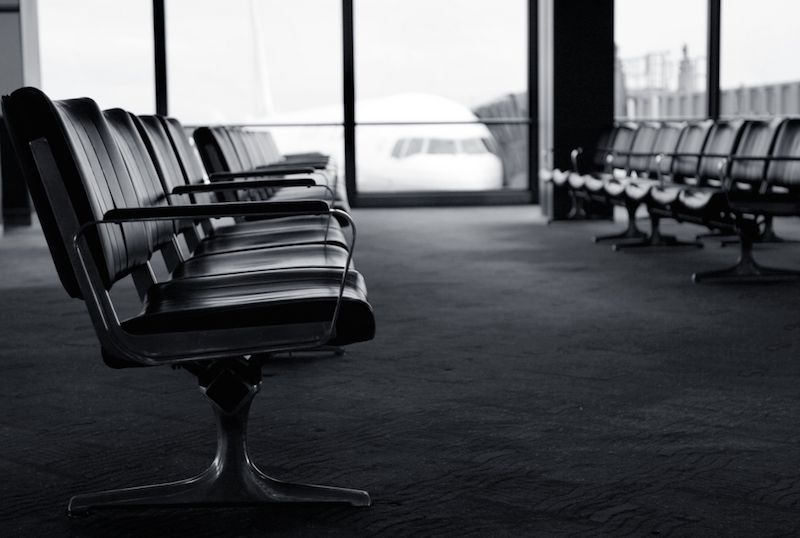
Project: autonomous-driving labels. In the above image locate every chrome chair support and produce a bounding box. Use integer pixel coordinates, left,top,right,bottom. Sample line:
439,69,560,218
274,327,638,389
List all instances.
692,219,800,283
68,360,370,516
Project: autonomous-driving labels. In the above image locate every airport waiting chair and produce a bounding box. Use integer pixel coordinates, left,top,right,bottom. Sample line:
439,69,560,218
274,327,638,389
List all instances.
647,119,743,238
606,122,703,250
193,126,350,212
133,114,350,256
544,125,618,220
157,116,338,239
691,118,800,282
568,123,637,223
3,87,375,514
103,109,352,281
591,122,660,243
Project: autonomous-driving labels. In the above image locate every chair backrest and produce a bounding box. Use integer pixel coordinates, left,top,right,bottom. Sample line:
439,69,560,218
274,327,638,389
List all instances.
161,117,208,184
2,88,153,296
729,119,783,187
671,120,713,179
766,118,800,189
104,109,177,244
697,119,745,182
257,130,284,162
645,122,685,176
590,126,618,170
137,115,214,206
626,122,660,174
607,122,637,170
193,126,243,174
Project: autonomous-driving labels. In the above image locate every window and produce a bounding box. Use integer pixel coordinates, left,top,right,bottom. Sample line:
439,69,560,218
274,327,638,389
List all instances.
720,0,800,116
428,139,457,155
38,0,155,112
615,0,707,119
354,0,528,192
166,0,342,124
462,138,489,155
405,138,424,157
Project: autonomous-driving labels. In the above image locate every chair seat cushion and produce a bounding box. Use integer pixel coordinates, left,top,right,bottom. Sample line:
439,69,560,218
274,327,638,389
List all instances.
173,244,352,279
212,215,337,237
122,268,374,345
625,178,659,201
567,172,586,189
728,191,800,216
650,185,685,206
551,169,570,186
584,173,611,193
603,176,631,198
678,187,726,211
195,225,348,255
269,185,349,212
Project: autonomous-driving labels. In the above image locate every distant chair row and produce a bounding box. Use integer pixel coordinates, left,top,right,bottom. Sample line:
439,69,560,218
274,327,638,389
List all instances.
543,118,800,282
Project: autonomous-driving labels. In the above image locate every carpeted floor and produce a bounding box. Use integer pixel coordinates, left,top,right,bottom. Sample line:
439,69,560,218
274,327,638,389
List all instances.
2,207,800,536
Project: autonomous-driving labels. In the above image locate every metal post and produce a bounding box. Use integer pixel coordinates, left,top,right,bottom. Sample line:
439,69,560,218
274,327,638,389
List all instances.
342,0,357,204
153,0,168,116
527,0,538,202
707,0,721,119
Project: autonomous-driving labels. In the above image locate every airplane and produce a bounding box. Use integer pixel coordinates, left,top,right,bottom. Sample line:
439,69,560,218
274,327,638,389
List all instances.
253,93,505,192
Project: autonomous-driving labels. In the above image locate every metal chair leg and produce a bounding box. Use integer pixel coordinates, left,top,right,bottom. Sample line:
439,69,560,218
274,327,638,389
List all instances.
612,216,703,251
692,220,800,283
593,202,647,243
67,362,370,516
566,192,588,220
720,216,798,247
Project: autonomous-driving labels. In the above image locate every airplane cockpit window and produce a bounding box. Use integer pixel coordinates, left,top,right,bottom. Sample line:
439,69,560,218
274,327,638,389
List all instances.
461,138,489,154
428,138,457,155
391,139,407,158
405,138,425,157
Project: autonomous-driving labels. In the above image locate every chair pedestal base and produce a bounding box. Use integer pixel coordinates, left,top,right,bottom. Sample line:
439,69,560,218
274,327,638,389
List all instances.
693,219,800,283
613,216,703,251
68,362,370,516
720,216,798,247
566,193,588,220
594,203,647,243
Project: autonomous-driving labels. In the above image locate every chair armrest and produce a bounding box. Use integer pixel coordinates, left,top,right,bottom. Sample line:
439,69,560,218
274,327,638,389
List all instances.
731,155,800,162
172,178,316,195
208,167,316,181
101,200,330,222
570,147,583,172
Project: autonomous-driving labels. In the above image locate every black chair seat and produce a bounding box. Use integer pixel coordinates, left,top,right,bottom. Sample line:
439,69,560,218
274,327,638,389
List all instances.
728,191,800,216
268,184,350,212
173,244,351,279
650,185,685,206
195,225,348,255
677,187,727,211
210,215,338,237
122,269,374,345
603,176,630,198
624,177,658,201
584,173,611,193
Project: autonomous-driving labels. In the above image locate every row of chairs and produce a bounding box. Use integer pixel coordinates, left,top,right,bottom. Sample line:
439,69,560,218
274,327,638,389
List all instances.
543,118,800,282
2,87,375,514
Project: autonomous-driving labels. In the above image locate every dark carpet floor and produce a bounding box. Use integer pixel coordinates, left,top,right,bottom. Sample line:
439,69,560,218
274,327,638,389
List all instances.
2,207,800,537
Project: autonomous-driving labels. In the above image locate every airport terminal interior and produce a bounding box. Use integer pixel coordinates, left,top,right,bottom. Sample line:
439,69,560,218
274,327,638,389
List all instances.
2,0,800,536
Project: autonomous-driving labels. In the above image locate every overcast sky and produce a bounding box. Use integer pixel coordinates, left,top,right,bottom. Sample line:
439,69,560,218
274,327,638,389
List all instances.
37,0,800,121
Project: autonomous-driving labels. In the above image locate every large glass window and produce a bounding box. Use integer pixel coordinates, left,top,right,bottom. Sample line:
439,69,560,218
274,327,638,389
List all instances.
721,0,800,116
38,0,155,112
615,0,707,120
166,0,342,124
355,0,529,192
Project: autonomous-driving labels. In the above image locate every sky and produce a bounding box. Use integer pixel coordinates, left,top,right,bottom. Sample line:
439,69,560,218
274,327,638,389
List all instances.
616,0,800,89
36,0,800,121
